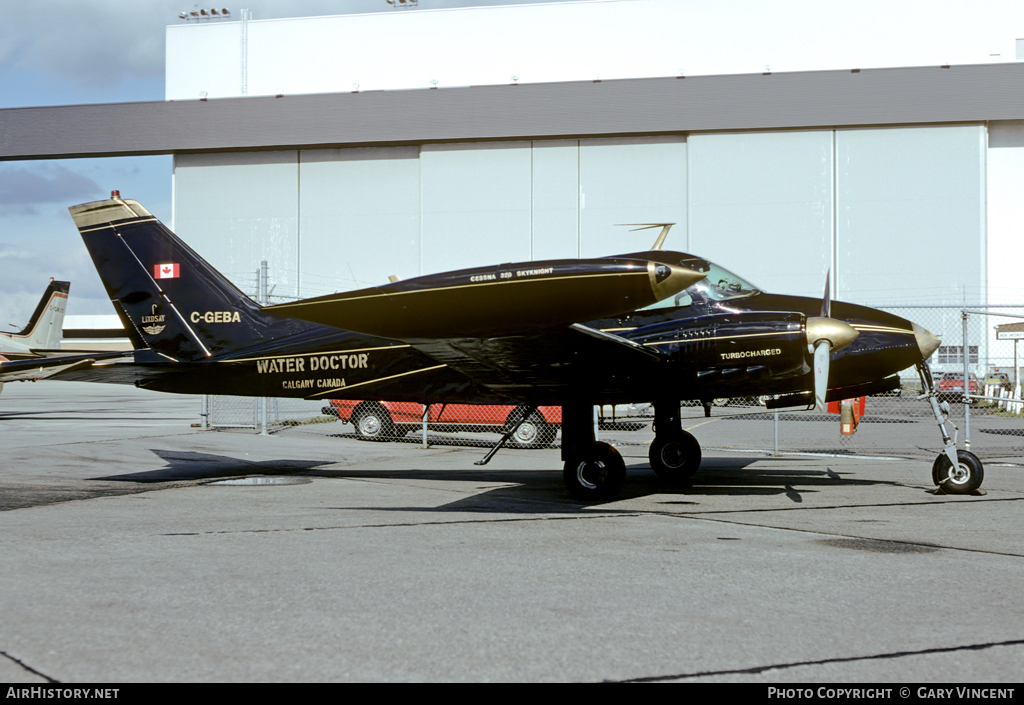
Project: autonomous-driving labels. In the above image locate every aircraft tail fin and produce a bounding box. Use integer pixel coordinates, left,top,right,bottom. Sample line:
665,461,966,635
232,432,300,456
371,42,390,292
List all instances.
2,279,69,351
69,196,308,360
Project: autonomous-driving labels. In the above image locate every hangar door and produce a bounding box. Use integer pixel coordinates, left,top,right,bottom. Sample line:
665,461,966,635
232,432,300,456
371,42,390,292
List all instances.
687,125,985,306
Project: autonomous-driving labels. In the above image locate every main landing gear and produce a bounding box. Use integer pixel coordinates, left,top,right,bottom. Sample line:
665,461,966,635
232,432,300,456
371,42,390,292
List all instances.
649,401,702,483
917,362,984,494
560,400,703,500
560,402,626,500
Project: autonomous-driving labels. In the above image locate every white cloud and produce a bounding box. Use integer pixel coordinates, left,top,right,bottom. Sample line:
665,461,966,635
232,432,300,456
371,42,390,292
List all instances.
0,2,182,86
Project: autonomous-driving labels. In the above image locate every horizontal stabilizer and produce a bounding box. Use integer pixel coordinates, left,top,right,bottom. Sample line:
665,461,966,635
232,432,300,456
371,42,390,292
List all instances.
0,351,133,383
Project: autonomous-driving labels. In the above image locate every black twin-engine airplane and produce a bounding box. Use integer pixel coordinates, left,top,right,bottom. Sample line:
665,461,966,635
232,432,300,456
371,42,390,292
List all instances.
0,195,983,499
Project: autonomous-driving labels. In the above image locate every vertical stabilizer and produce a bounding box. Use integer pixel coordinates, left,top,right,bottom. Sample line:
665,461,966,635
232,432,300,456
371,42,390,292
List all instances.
69,196,312,361
0,280,69,352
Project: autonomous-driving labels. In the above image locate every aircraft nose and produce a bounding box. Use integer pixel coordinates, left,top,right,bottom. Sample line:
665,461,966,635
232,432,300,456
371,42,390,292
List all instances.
648,262,706,302
913,322,941,360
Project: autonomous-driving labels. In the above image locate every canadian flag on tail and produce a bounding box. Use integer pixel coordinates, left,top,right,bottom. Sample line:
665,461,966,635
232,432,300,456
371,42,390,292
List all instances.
154,263,180,279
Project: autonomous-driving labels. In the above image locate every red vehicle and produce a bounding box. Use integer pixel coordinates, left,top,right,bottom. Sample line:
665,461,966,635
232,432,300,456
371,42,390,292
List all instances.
935,371,979,402
324,400,561,448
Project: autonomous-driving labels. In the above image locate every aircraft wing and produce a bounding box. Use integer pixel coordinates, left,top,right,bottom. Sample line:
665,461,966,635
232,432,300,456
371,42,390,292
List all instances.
0,351,134,383
408,324,670,402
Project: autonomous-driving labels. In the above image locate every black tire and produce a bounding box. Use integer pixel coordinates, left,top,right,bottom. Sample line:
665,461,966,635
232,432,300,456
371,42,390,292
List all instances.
649,430,701,482
932,450,984,494
563,442,626,501
352,403,396,442
506,409,556,449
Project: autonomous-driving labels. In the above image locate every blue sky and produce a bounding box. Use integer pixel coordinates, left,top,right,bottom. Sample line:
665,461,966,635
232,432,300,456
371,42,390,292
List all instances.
0,0,546,329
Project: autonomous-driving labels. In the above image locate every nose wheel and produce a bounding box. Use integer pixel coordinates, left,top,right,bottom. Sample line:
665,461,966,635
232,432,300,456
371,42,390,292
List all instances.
932,449,984,494
918,362,985,495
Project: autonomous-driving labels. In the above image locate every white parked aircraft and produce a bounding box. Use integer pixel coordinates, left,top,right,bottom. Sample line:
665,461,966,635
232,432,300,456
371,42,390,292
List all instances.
1,280,69,357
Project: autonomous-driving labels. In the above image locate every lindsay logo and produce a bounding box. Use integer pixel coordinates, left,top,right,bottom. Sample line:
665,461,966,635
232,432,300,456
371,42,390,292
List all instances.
142,304,166,335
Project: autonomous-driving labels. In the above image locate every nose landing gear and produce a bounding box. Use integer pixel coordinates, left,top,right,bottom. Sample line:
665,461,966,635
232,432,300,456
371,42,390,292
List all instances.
917,362,984,494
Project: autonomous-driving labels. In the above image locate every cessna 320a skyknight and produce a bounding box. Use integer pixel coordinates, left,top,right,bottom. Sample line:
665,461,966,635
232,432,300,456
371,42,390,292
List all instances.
0,194,981,500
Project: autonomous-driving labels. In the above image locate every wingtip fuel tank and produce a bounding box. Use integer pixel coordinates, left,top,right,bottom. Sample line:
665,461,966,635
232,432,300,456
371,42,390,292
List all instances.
268,259,705,339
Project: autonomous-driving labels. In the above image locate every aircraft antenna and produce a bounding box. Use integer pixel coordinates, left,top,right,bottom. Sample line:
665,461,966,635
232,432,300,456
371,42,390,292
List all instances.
615,223,676,251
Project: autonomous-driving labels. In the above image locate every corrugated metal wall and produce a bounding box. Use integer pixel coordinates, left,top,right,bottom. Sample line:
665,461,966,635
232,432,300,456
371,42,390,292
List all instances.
173,125,985,306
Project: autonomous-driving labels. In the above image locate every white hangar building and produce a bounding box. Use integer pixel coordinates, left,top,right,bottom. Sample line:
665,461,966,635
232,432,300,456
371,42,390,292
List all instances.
157,0,1024,310
4,0,1024,368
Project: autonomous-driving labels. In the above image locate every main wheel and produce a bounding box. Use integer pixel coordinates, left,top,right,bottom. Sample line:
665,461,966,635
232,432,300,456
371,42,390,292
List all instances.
563,441,626,501
506,409,556,449
649,430,701,482
932,449,984,494
352,403,396,442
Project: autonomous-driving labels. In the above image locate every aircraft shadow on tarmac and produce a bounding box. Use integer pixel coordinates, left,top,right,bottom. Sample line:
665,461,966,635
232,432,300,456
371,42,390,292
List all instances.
86,449,891,512
90,449,337,483
286,457,888,511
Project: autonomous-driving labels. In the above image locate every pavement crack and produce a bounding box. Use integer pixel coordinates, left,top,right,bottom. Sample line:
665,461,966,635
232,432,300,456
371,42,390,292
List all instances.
0,650,60,683
651,511,1024,558
615,638,1024,682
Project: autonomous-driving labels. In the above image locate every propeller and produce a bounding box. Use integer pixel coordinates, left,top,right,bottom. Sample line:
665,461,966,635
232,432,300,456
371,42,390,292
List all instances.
820,270,831,318
813,337,831,412
805,271,858,412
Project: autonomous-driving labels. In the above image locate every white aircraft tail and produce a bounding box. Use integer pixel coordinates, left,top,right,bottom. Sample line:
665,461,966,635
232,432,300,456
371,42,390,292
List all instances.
1,280,69,352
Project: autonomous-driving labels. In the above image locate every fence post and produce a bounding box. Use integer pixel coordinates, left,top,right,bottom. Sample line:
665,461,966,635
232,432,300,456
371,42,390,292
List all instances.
259,260,269,436
773,410,779,456
963,311,971,449
422,404,429,448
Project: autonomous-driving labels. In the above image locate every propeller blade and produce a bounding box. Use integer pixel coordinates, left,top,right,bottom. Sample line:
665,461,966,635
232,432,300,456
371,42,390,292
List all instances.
820,270,831,319
814,340,830,412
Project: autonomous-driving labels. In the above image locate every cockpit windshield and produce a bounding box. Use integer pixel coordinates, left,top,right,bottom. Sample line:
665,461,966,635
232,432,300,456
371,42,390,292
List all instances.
680,256,761,301
638,255,762,311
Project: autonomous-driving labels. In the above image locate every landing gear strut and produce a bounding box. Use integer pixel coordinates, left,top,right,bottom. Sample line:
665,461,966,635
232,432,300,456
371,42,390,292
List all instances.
649,400,702,482
917,362,984,494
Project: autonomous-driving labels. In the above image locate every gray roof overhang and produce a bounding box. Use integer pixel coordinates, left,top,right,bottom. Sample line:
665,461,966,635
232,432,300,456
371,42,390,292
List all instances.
3,62,1024,161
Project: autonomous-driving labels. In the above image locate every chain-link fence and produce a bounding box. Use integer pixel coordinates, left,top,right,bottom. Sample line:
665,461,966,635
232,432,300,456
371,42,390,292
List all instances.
202,271,1024,462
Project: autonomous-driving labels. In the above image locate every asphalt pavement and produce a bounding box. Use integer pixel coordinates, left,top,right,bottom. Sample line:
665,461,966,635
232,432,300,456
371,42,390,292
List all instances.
2,381,1023,683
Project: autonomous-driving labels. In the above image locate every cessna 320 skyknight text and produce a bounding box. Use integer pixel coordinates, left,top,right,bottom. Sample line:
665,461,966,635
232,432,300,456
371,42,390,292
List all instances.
0,194,983,499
